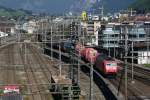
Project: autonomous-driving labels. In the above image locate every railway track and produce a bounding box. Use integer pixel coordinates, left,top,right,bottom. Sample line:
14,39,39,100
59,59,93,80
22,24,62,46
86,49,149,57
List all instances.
44,47,120,100
45,46,150,100
118,60,150,80
20,43,54,100
21,43,44,100
0,44,17,84
26,46,45,100
109,64,150,100
24,44,150,100
49,57,106,100
119,61,150,86
127,65,150,85
3,42,150,100
27,44,54,99
0,43,75,100
28,44,52,83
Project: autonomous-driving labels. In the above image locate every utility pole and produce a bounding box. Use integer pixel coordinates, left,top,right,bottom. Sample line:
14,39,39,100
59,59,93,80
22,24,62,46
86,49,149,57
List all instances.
63,20,65,40
77,21,81,86
56,21,62,77
50,26,53,60
24,43,27,65
44,21,47,54
131,41,134,83
77,54,80,85
114,41,116,58
69,53,73,80
124,26,128,100
90,61,93,100
59,41,62,77
42,21,44,53
17,18,21,43
146,24,150,64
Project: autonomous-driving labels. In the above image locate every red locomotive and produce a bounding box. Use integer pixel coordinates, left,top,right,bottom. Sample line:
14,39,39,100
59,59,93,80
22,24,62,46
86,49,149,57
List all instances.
95,54,118,75
75,42,118,75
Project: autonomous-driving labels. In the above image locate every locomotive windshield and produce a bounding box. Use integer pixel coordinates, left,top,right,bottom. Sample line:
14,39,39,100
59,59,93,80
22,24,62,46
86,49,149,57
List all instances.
106,63,117,67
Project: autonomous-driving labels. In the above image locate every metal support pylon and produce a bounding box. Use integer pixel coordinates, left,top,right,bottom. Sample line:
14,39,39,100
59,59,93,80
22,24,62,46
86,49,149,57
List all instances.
90,62,93,100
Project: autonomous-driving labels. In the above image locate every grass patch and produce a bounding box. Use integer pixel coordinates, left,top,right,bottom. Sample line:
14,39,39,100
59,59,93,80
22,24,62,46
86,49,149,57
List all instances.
144,64,150,67
0,89,4,94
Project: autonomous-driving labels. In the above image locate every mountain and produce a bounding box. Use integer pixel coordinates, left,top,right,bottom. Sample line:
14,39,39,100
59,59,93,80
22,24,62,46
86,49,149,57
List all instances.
96,0,137,13
0,6,32,18
0,0,74,14
0,0,137,15
70,0,137,14
129,0,150,13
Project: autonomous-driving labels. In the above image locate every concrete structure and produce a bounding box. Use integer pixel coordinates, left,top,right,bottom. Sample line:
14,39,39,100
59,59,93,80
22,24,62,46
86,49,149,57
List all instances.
81,20,101,46
101,23,120,48
23,20,37,34
99,22,150,63
0,19,15,34
0,31,8,37
138,51,150,64
129,24,146,42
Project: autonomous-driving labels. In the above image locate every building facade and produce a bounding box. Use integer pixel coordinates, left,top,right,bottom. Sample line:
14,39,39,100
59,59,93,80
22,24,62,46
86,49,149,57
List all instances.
99,22,150,64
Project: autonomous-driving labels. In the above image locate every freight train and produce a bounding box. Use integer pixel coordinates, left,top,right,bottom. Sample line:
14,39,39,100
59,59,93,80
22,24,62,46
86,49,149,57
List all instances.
50,40,118,75
75,42,118,75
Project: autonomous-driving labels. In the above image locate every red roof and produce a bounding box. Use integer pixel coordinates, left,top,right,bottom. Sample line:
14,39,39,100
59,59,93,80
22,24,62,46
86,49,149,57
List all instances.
4,85,19,89
135,16,150,21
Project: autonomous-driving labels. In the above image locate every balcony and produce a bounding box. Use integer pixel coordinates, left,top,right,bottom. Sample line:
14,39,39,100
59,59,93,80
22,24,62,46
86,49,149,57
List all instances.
103,43,119,48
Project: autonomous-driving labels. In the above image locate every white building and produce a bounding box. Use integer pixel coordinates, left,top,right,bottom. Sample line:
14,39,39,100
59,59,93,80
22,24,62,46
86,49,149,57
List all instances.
23,20,37,34
81,20,101,46
129,24,146,42
0,31,8,37
102,23,120,48
138,51,150,64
